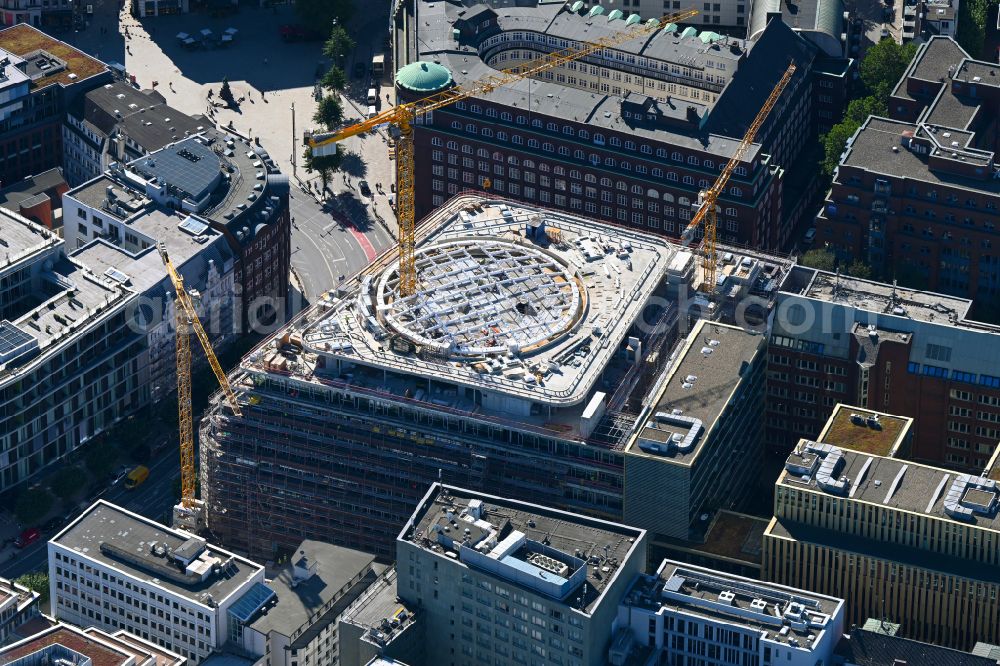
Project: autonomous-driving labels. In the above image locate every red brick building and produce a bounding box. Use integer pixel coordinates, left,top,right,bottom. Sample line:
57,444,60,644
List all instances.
816,37,1000,311
766,264,1000,473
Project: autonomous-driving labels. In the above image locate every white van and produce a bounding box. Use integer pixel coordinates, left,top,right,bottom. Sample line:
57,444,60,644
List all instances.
367,105,378,119
367,88,378,105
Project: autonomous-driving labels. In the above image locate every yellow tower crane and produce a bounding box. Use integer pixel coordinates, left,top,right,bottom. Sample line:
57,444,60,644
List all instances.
682,62,797,293
158,243,243,532
308,8,698,297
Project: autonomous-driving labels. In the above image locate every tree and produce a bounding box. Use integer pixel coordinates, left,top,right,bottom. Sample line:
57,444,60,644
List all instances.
219,77,235,104
323,23,356,62
313,95,344,131
860,39,918,100
957,0,991,58
295,0,354,33
15,488,53,526
16,572,49,604
304,147,343,192
321,65,347,93
84,440,119,480
844,96,887,125
846,260,873,280
800,248,837,271
51,466,84,501
821,121,859,175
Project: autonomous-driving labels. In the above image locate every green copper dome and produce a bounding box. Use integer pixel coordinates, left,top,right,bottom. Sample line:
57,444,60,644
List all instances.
395,61,454,93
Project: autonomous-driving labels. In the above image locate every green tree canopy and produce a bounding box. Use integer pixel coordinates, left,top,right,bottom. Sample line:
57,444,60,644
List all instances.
321,65,347,92
313,95,344,131
51,466,84,501
15,487,53,526
846,260,873,280
295,0,354,34
323,24,357,61
860,39,918,100
16,572,49,604
800,248,837,271
821,122,858,175
957,0,990,58
304,147,344,192
219,77,234,104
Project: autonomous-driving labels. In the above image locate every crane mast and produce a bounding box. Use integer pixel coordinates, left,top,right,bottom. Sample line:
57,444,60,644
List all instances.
309,9,699,297
683,62,797,293
158,244,242,532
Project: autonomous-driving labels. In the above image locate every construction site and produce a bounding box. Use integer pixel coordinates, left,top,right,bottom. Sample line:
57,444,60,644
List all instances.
200,194,791,560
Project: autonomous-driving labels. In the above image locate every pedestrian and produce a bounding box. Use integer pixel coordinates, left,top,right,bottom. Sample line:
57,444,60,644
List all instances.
263,57,269,66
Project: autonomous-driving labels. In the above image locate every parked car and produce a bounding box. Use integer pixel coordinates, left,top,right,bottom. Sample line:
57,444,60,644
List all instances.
880,27,891,39
804,227,817,244
15,527,41,548
359,180,372,197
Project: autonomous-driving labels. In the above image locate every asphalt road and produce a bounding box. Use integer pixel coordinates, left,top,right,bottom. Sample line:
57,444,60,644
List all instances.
1,449,182,580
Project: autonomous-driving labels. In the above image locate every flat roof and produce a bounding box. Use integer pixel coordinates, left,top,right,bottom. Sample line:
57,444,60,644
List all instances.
841,117,1000,195
249,540,377,640
106,630,185,666
818,404,912,457
0,625,131,666
249,195,676,409
626,560,843,645
779,443,1000,533
626,320,763,464
0,24,107,90
839,627,997,666
339,570,416,648
0,208,59,265
51,500,263,607
401,484,645,614
781,265,978,327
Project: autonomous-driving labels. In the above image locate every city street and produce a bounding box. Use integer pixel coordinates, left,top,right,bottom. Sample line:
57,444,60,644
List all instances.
0,446,181,580
62,0,399,299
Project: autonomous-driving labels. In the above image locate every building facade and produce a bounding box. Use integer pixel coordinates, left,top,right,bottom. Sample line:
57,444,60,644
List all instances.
0,577,40,645
611,560,846,666
0,0,72,29
49,500,265,664
817,37,1000,308
201,195,692,560
763,437,1000,650
0,24,110,188
765,264,1000,473
623,319,766,540
396,483,647,666
396,0,829,252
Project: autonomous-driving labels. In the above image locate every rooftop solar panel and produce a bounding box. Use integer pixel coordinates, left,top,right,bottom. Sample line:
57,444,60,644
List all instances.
0,320,37,364
133,138,222,202
228,582,275,623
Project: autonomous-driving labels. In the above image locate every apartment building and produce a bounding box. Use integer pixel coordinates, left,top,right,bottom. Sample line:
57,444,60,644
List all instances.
837,625,999,666
49,500,265,664
623,319,766,540
0,620,186,665
817,37,1000,306
228,540,386,666
395,0,835,251
765,264,1000,472
63,82,209,186
763,434,1000,649
0,166,67,231
0,577,40,645
610,560,846,666
63,128,291,332
0,24,111,187
396,483,647,666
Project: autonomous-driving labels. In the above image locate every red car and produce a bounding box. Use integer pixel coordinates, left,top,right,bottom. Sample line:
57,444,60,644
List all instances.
15,527,40,548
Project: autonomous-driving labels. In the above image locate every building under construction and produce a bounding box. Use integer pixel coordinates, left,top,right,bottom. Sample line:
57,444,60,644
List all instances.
201,195,787,560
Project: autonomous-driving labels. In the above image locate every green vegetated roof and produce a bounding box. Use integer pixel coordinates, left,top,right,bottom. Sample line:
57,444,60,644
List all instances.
395,61,454,93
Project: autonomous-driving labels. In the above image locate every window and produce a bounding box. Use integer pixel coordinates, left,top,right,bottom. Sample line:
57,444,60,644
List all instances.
926,343,952,362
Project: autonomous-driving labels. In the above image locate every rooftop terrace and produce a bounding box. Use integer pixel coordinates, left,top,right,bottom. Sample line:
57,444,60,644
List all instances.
402,484,644,614
817,404,912,457
0,24,107,90
626,320,763,464
624,560,843,646
52,501,263,607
